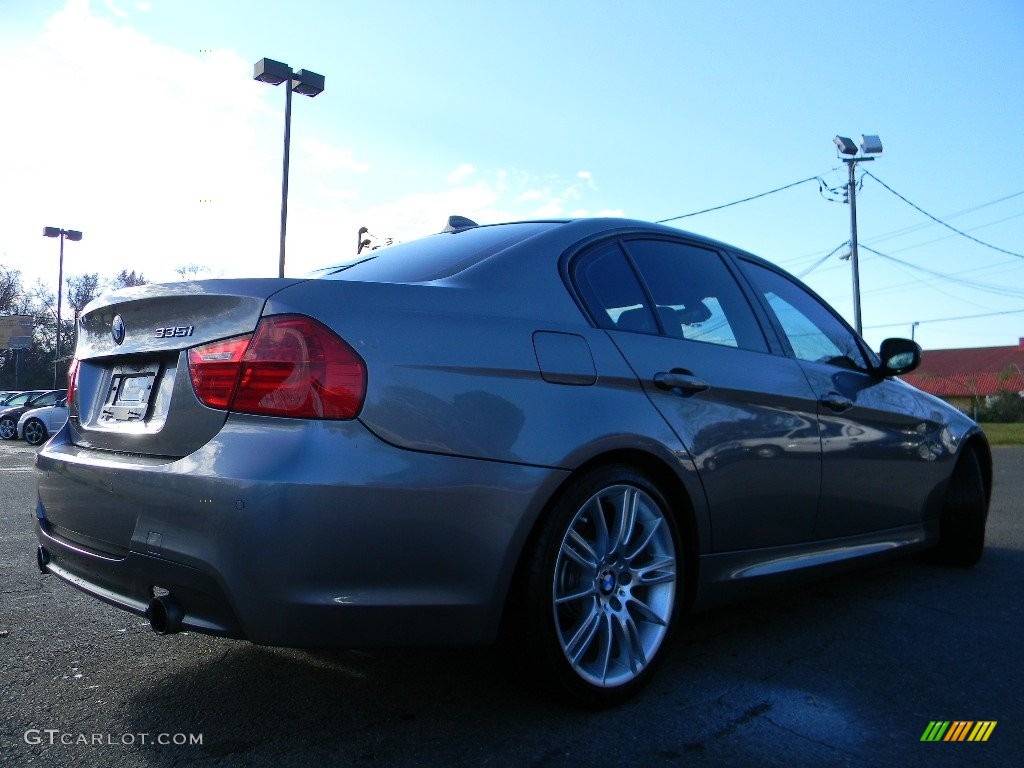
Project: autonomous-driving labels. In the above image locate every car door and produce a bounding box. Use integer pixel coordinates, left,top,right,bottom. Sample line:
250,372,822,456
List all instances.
46,400,69,432
738,258,949,538
571,237,823,551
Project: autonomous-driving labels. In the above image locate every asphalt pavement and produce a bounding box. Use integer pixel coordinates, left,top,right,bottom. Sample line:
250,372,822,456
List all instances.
1,438,1021,767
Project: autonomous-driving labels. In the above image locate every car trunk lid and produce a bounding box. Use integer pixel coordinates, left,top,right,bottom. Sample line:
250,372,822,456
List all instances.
69,278,304,457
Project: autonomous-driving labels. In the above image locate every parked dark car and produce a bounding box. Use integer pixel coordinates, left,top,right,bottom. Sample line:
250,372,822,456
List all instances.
1,390,42,408
0,390,65,439
0,390,25,405
34,218,990,706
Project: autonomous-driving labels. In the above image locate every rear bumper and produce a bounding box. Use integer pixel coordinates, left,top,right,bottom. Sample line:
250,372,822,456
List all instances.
36,530,244,636
35,415,566,646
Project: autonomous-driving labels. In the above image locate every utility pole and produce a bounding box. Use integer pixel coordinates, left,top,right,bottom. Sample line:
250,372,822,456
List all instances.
847,158,863,335
833,135,883,336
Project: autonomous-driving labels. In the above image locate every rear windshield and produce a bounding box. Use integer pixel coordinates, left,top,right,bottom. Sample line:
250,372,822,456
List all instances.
313,222,561,283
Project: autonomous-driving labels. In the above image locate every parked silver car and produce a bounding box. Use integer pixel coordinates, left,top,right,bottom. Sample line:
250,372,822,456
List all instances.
18,398,69,446
1,390,64,439
35,217,990,706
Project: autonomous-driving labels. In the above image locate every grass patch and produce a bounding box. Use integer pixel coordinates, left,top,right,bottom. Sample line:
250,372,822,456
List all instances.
979,423,1024,446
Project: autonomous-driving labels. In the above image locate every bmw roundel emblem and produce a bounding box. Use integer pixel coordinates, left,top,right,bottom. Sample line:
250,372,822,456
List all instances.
112,315,125,345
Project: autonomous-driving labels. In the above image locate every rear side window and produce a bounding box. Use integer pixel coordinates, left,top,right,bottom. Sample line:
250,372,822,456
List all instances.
571,241,656,331
315,222,560,283
622,239,769,353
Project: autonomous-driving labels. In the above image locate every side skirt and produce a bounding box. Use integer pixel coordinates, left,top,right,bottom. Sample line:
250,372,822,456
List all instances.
692,521,939,611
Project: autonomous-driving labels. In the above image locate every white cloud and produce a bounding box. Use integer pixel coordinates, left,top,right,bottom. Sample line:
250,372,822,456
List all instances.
0,1,283,283
514,189,545,203
104,0,127,18
577,170,597,190
446,163,475,184
0,3,621,287
299,138,371,174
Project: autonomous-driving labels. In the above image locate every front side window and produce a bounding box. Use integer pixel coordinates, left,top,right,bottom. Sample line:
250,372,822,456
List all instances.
32,391,64,407
742,260,869,370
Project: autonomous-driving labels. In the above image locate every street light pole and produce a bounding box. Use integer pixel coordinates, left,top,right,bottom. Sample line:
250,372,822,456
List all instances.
279,81,292,280
833,134,882,337
846,158,863,335
254,58,325,278
43,227,82,388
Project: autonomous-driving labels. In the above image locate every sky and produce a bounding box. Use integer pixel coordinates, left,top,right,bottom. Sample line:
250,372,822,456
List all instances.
0,0,1022,352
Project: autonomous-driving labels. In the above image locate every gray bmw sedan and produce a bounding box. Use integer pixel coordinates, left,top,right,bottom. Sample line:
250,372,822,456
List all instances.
34,217,990,707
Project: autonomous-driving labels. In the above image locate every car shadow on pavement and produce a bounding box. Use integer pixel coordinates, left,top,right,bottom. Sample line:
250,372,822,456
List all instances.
116,547,1024,767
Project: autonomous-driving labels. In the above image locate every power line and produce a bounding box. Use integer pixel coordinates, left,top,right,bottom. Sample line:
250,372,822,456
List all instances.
860,245,1024,299
865,308,1024,330
848,257,1023,302
778,189,1024,269
855,250,993,312
656,172,832,223
796,241,848,278
865,189,1024,247
863,170,1024,259
864,210,1024,256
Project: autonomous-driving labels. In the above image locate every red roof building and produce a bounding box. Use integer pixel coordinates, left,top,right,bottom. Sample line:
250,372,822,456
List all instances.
902,337,1024,413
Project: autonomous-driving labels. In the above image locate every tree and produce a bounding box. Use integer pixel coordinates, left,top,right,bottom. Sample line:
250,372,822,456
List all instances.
0,267,26,314
0,265,152,389
111,269,147,288
66,273,102,316
174,263,210,280
978,393,1024,423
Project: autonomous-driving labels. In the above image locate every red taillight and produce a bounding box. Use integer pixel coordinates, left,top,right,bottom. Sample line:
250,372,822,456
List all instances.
187,315,366,420
188,335,252,410
67,358,80,408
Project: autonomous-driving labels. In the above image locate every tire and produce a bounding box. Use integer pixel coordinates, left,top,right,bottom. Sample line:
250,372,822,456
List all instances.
515,465,681,708
0,416,17,440
23,418,48,446
932,449,988,567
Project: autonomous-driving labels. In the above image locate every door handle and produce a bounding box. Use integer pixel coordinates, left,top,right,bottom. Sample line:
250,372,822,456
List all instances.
654,370,710,394
820,393,853,412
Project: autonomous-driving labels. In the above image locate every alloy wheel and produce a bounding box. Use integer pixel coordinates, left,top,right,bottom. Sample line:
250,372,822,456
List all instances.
551,483,677,688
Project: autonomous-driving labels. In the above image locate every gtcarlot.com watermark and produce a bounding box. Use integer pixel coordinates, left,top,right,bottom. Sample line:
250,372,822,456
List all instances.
25,729,203,747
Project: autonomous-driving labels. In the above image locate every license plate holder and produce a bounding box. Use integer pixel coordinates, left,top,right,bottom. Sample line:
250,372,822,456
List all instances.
101,364,159,422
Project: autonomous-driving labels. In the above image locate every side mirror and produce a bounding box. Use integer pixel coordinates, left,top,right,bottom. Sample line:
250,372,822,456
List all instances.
878,337,922,376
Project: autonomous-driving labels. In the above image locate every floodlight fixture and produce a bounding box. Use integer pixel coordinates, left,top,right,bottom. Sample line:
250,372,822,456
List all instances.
291,69,325,97
834,135,858,156
860,134,883,154
253,58,291,85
